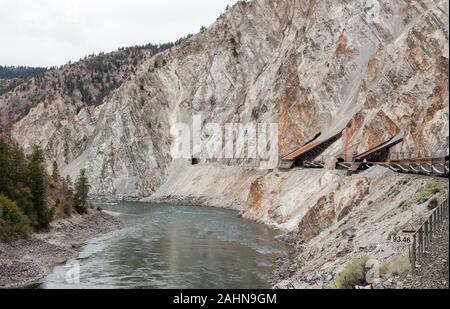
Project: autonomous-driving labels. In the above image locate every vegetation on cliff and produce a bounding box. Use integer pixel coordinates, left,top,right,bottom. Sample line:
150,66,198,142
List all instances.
0,36,193,132
0,66,48,96
0,66,47,80
0,137,90,240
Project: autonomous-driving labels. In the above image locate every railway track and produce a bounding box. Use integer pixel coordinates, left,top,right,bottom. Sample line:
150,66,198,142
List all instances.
335,160,449,177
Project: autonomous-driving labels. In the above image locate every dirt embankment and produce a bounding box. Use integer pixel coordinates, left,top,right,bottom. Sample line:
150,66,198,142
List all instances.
0,211,121,289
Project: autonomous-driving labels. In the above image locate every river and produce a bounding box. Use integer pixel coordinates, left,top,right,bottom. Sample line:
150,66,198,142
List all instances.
35,202,286,289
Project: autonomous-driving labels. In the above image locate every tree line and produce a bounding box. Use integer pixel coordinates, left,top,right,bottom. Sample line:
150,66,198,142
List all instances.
0,137,90,240
0,66,47,80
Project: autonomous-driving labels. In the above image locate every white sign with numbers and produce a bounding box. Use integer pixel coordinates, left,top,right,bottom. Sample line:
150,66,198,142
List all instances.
391,234,413,244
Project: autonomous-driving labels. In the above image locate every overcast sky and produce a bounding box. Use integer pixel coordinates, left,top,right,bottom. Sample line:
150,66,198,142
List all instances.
0,0,239,67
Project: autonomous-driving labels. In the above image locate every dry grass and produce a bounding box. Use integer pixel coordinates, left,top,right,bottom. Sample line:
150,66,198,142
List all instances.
327,256,372,289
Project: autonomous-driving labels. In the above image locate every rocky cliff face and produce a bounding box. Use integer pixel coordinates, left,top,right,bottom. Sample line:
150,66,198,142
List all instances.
4,0,447,197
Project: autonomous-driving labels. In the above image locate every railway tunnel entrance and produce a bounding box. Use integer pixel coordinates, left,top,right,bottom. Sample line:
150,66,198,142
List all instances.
279,131,343,170
353,132,404,163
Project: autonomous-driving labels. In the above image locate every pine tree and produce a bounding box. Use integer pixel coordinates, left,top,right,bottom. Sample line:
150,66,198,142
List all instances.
7,143,33,218
27,146,49,228
0,138,10,195
52,161,59,181
73,169,90,214
10,141,27,186
65,175,73,190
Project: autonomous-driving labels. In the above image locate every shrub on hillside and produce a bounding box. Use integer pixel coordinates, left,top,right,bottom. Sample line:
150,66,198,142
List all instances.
328,256,372,289
380,257,410,278
398,180,447,212
0,194,31,239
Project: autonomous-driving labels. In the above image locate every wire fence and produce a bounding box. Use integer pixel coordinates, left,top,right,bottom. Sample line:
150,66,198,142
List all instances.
410,196,449,270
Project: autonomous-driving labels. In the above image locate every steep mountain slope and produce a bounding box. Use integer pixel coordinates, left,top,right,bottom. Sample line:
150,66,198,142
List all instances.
0,66,48,96
0,78,23,96
0,46,167,134
0,66,47,80
2,0,449,199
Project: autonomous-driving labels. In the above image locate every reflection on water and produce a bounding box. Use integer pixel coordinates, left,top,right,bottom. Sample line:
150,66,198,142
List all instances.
37,202,286,289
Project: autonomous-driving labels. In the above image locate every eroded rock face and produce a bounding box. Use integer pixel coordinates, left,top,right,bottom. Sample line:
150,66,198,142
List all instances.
298,195,336,242
5,0,449,198
343,0,450,157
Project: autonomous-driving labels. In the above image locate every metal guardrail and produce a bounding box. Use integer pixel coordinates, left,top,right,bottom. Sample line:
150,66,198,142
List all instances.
410,196,449,270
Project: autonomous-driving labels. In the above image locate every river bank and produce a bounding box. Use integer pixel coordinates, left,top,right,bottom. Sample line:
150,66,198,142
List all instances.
32,202,285,289
0,210,121,289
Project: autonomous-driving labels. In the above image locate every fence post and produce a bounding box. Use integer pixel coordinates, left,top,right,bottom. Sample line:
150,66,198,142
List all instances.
434,211,438,235
429,217,432,243
444,199,448,219
429,216,433,241
424,221,429,251
418,227,423,261
438,206,442,225
411,233,416,270
442,201,445,220
443,201,446,220
428,217,433,245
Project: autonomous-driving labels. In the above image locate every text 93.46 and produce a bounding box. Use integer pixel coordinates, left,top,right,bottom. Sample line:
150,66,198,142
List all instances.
391,235,413,244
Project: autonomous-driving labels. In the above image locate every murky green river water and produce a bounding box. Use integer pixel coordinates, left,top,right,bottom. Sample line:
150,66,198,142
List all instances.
35,202,286,289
